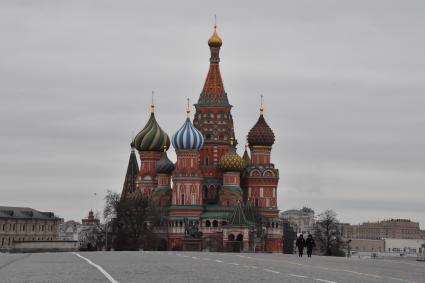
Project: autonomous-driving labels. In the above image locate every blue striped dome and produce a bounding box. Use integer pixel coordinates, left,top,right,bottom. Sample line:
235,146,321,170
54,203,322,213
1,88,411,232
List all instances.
172,118,204,150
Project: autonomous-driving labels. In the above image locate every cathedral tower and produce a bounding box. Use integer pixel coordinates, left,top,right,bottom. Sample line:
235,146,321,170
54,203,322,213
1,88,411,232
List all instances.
170,102,204,216
193,26,235,204
132,103,170,196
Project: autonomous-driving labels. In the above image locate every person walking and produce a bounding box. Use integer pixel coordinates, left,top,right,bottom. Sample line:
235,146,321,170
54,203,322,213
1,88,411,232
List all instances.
296,234,306,257
306,234,316,258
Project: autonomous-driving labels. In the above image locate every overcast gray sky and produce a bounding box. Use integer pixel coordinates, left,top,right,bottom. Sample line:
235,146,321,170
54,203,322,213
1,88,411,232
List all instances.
1,0,424,226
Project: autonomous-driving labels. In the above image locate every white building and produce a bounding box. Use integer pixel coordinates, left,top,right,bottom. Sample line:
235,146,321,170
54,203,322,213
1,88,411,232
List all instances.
384,238,425,255
59,220,81,241
280,207,315,235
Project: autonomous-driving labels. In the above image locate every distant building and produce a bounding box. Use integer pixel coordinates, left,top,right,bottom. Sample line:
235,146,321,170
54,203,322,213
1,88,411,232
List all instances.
280,207,315,235
0,206,62,249
421,230,425,240
82,210,100,226
384,238,425,255
59,220,81,241
349,239,385,253
59,210,101,250
344,219,421,240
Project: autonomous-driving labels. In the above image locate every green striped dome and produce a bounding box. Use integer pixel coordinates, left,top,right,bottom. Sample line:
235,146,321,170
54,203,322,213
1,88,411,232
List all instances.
133,113,170,152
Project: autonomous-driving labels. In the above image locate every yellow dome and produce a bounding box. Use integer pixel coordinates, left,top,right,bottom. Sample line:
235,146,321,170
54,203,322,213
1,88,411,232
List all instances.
208,27,222,47
219,147,245,172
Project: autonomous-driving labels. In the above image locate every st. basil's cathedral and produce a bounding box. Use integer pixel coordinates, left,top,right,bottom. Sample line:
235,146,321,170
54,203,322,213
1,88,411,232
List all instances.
121,26,283,253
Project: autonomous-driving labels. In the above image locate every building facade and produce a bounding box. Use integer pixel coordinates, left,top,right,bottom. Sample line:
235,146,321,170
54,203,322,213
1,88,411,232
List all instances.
0,206,62,249
121,27,283,252
280,207,315,235
59,210,102,250
343,219,422,240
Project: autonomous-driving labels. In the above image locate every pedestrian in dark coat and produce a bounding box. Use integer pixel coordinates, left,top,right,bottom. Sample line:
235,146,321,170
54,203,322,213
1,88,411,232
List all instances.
295,234,306,257
306,234,316,258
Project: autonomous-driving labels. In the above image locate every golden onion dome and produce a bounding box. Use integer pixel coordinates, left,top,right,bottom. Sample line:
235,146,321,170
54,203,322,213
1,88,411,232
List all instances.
219,141,245,172
208,27,222,47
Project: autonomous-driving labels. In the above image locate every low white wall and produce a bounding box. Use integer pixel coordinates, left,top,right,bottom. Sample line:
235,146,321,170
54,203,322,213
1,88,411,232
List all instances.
11,241,78,253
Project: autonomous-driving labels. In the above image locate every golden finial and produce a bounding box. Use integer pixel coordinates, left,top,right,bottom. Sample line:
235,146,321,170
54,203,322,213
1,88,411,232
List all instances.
260,94,264,114
163,144,167,152
230,136,234,146
186,98,191,117
150,90,155,113
208,15,222,47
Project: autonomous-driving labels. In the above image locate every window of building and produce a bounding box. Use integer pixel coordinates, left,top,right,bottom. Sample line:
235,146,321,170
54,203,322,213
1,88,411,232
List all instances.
181,194,185,205
206,220,211,227
213,220,218,227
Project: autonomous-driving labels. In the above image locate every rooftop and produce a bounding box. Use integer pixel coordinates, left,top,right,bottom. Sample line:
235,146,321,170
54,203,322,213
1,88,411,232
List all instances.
0,206,61,220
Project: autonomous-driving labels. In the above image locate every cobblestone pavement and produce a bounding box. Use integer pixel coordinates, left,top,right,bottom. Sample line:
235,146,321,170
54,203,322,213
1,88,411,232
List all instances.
0,251,424,283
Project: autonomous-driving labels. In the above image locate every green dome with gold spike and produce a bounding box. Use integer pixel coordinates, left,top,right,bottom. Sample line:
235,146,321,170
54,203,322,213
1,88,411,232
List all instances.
133,112,170,152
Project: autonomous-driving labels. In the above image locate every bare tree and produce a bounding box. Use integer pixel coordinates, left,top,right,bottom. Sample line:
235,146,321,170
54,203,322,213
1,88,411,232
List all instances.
103,190,163,251
314,210,345,256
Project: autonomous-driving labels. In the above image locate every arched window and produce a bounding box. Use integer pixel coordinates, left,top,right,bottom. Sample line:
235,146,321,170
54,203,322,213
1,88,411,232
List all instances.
206,220,211,227
222,221,227,226
205,157,209,165
213,220,218,227
255,198,259,207
181,194,185,205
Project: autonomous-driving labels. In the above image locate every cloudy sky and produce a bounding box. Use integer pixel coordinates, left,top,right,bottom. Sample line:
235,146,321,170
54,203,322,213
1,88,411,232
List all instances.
1,0,424,226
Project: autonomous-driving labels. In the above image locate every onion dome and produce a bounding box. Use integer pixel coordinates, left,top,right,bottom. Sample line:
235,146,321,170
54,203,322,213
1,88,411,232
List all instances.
219,140,245,172
247,114,275,147
172,118,204,151
133,112,170,152
208,26,222,47
156,150,175,175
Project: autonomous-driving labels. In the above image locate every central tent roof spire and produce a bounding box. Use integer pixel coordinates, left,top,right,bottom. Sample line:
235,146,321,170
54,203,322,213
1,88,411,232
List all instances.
197,21,229,106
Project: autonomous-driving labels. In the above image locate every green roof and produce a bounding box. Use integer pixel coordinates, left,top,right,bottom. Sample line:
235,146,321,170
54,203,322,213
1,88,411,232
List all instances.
166,216,199,221
201,211,232,219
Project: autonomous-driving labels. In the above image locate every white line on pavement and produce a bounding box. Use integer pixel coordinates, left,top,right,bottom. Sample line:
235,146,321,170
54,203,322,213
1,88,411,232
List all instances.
243,265,257,269
288,274,308,278
214,259,223,263
72,252,118,283
315,279,337,283
263,269,280,274
229,262,239,266
342,269,382,279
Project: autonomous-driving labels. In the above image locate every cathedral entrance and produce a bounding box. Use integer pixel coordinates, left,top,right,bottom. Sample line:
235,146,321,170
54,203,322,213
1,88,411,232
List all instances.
226,234,242,252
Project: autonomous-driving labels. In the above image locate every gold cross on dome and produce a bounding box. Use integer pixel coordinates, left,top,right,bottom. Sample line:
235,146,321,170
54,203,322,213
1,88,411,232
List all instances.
260,94,264,114
150,90,155,113
186,98,191,116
